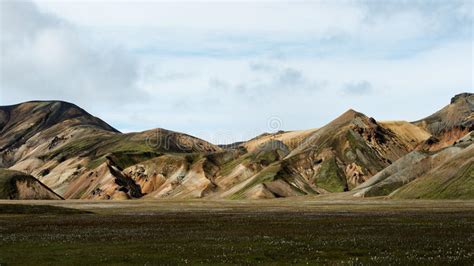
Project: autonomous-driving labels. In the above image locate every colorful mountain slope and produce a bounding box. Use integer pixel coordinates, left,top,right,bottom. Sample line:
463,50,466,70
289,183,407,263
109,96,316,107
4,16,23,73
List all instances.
0,92,471,200
0,168,62,199
414,92,473,151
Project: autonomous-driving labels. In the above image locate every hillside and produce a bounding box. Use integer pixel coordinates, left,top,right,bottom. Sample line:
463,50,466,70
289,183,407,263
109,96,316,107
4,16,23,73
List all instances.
350,93,473,200
0,101,118,168
0,93,471,200
414,92,473,150
242,128,318,152
0,168,62,199
199,109,433,199
1,101,221,198
281,110,420,192
390,133,474,199
353,132,473,199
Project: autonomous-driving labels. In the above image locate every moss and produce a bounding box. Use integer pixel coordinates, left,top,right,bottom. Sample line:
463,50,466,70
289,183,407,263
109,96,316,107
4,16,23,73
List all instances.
86,157,107,170
44,134,163,170
393,163,474,200
314,157,347,192
219,154,252,176
106,151,162,170
432,164,474,199
365,181,406,197
255,150,279,166
229,164,281,199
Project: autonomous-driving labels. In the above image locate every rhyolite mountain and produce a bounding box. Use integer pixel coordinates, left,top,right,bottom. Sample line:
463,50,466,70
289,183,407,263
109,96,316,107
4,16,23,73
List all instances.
353,131,473,199
0,101,118,168
414,92,473,151
0,93,472,200
0,101,221,198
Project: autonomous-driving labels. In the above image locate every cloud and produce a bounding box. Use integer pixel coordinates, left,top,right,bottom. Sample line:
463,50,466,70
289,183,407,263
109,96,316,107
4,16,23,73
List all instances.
1,0,471,143
208,79,230,90
33,1,472,61
0,0,145,107
342,81,373,96
232,65,325,99
32,1,364,33
249,62,277,72
278,68,304,86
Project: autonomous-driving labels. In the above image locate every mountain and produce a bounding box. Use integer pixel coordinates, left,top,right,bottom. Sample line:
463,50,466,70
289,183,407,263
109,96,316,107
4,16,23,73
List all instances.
193,109,432,199
280,110,425,192
391,141,473,199
0,93,471,200
350,92,473,200
1,101,221,198
0,101,118,168
0,168,62,199
353,131,473,199
414,92,473,151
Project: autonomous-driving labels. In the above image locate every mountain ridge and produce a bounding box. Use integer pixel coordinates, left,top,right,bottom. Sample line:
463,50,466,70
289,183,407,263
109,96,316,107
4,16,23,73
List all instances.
0,92,472,200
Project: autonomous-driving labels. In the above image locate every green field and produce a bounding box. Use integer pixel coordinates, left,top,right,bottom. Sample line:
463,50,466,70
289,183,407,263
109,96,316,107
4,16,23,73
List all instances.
0,199,473,265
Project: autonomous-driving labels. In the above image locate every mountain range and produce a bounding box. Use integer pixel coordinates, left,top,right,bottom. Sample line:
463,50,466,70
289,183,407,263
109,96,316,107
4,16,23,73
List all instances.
0,92,472,200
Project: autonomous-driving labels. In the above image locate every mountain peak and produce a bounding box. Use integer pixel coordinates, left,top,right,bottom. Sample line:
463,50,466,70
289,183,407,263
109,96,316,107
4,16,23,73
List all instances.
450,92,473,104
331,109,366,124
0,100,119,133
3,100,77,110
344,108,358,114
344,108,365,117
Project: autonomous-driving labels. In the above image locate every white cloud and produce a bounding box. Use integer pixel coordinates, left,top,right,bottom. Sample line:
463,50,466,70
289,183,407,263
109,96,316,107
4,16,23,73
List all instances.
33,0,471,51
343,81,373,95
33,1,364,34
0,0,146,108
1,0,472,143
126,38,471,140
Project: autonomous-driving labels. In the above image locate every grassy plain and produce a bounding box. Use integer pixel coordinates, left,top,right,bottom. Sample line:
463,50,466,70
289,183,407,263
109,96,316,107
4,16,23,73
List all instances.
0,198,473,265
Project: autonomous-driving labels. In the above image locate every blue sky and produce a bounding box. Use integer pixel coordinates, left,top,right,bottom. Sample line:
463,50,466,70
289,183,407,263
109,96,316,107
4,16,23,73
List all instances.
1,0,472,143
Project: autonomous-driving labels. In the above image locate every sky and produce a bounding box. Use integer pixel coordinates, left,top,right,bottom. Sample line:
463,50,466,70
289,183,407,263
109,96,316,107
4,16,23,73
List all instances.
0,0,473,144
